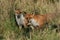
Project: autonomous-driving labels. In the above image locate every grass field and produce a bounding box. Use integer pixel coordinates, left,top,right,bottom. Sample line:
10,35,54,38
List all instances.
0,0,60,40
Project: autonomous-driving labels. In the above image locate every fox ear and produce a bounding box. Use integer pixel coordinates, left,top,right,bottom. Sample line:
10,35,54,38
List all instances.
23,11,27,14
22,11,26,15
23,11,27,16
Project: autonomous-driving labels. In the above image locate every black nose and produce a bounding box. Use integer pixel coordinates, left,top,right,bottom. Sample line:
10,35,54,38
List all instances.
17,15,20,18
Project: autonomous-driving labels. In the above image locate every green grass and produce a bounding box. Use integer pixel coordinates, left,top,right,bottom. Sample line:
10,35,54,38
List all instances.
0,0,60,40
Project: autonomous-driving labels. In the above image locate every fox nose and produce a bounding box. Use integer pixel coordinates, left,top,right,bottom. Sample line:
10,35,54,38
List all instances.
17,15,20,18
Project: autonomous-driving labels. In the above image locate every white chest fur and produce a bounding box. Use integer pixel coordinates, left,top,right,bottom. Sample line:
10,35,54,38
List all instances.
29,19,39,27
16,14,25,26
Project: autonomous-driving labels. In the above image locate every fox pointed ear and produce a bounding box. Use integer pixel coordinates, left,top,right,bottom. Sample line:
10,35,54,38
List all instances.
22,11,27,16
23,11,27,14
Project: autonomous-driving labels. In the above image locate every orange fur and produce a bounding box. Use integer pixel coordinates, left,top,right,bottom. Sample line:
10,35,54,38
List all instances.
15,9,58,29
25,13,59,29
25,14,47,29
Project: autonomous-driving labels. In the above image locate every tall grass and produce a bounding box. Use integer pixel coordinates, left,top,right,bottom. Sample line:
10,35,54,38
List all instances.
0,0,60,40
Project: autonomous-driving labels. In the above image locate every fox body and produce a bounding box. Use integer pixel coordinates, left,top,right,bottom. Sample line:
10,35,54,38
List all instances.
25,14,47,29
15,9,28,28
25,13,60,29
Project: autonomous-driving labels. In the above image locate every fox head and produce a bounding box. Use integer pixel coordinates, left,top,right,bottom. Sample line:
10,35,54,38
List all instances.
15,9,26,18
25,13,34,22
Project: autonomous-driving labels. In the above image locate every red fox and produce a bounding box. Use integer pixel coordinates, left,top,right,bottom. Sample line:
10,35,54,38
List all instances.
15,9,28,29
25,12,60,30
25,14,47,29
15,9,60,30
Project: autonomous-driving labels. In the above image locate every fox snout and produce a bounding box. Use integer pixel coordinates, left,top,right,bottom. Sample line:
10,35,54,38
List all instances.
17,15,20,19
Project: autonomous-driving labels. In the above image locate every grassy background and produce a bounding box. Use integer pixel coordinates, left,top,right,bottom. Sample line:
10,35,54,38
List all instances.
0,0,60,40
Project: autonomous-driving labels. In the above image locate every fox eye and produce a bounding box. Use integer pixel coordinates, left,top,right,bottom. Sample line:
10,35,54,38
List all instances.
17,15,20,18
